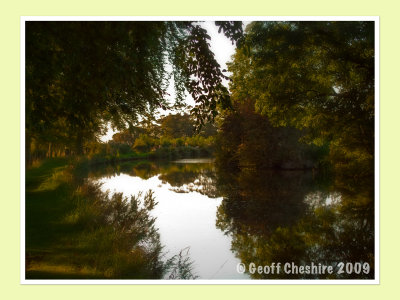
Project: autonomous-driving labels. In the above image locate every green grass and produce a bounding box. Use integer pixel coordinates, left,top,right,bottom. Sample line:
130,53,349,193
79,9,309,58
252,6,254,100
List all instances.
84,146,214,167
25,158,85,278
25,158,165,279
84,151,151,165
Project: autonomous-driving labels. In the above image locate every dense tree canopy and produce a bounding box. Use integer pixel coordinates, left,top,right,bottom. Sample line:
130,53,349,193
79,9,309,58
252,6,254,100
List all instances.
224,21,374,173
25,21,242,162
216,99,325,169
159,113,194,138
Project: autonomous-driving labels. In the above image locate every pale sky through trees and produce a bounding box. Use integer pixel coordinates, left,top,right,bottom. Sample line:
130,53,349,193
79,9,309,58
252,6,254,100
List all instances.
100,21,238,142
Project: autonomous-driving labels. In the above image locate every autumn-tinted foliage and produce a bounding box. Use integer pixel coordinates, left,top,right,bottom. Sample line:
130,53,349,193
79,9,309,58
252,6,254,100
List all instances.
216,100,326,170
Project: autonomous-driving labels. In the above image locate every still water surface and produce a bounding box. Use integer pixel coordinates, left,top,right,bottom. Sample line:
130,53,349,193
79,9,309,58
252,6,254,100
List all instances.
87,158,374,279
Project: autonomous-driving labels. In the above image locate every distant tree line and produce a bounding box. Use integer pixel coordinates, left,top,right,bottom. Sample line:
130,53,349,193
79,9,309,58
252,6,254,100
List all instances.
92,113,217,160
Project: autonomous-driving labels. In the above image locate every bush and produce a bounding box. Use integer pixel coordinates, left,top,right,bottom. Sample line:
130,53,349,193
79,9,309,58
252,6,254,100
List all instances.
133,134,158,153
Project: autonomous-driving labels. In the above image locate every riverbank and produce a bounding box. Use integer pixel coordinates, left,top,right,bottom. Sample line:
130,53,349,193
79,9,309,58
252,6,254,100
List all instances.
25,158,167,279
85,144,214,166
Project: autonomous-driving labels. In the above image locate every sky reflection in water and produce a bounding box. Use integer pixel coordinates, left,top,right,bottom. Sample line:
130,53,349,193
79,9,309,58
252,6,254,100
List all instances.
96,161,249,279
92,159,374,279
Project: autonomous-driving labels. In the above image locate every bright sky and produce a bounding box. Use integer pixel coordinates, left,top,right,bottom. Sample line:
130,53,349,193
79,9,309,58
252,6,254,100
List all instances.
201,21,237,81
100,21,237,142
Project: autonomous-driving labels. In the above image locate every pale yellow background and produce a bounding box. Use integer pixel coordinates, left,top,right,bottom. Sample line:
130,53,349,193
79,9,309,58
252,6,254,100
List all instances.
1,0,398,298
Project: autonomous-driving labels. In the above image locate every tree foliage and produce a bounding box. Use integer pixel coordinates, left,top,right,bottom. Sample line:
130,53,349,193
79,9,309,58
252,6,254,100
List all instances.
25,21,242,162
159,113,194,138
216,99,325,169
226,21,374,172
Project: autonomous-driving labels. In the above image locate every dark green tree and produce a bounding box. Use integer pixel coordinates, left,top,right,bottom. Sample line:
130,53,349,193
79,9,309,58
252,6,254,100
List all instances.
25,21,242,163
111,127,145,147
159,113,194,138
216,98,324,170
227,21,374,174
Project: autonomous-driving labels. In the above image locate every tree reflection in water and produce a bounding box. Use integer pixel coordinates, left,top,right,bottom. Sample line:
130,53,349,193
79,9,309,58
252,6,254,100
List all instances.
87,159,219,198
159,163,218,198
215,167,374,279
86,159,374,279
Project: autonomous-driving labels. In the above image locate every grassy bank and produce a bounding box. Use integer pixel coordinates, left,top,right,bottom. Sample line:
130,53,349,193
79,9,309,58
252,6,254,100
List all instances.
85,144,214,167
25,158,167,279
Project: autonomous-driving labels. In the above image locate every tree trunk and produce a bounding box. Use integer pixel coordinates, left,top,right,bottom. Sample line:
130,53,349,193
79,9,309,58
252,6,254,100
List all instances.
26,131,32,167
47,142,52,158
75,133,84,156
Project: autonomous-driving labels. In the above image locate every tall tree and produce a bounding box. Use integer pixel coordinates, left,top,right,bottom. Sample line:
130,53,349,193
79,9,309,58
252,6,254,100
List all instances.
159,113,194,138
227,21,374,173
25,21,242,161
